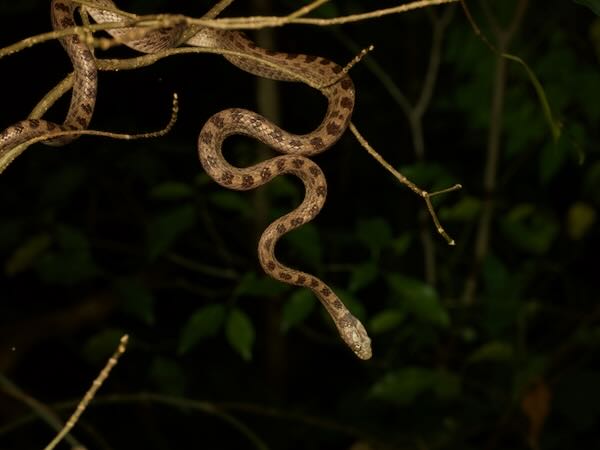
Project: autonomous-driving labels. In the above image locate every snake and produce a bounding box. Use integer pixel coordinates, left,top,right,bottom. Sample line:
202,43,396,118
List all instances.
0,0,98,173
0,0,372,359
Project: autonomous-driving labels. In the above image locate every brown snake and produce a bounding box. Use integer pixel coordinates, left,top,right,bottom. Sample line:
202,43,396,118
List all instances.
0,0,372,359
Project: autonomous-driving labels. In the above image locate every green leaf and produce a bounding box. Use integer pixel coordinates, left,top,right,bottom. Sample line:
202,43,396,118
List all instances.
566,202,597,240
439,196,482,222
234,272,290,298
391,233,412,255
370,367,434,405
82,329,127,365
539,133,569,184
337,289,367,322
147,205,196,260
150,181,194,200
368,309,406,334
281,290,316,332
35,225,99,285
574,0,600,16
387,274,449,327
371,367,460,406
5,233,51,276
113,279,155,325
468,341,514,364
356,217,392,256
225,308,255,361
148,357,186,396
178,304,226,354
209,191,252,216
500,204,559,254
348,262,378,292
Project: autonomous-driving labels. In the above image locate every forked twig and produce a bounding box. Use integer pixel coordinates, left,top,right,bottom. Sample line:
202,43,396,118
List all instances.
349,122,461,245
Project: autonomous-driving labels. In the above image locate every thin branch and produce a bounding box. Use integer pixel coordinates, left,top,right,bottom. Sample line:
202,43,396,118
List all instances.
350,122,461,245
0,374,86,449
44,335,129,450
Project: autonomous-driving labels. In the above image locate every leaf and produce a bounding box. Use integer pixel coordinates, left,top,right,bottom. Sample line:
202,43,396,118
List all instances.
281,290,316,332
368,309,406,334
337,289,367,322
566,202,597,240
574,0,600,16
4,233,51,276
150,181,194,200
387,274,449,327
234,272,290,298
147,205,196,260
439,196,482,222
370,367,461,406
500,204,559,254
468,341,514,364
521,380,551,450
348,262,378,293
391,233,412,255
370,367,434,405
178,304,226,354
113,279,155,325
35,225,99,285
356,217,392,257
225,308,255,361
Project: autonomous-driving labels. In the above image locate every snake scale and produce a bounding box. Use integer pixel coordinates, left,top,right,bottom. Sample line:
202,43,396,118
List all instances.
0,0,372,359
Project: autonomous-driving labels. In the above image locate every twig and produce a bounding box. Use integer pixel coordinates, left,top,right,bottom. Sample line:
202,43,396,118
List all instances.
349,122,461,245
44,335,129,450
0,374,86,449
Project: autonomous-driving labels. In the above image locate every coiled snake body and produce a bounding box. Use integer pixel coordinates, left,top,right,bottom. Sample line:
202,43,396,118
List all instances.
0,0,372,359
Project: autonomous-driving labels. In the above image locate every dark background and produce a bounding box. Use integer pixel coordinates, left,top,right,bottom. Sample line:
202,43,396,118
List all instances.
1,0,599,449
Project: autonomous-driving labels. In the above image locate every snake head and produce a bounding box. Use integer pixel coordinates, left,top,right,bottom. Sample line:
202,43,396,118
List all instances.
338,314,372,360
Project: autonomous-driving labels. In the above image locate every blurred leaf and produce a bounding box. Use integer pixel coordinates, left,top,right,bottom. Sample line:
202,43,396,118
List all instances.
0,219,23,251
574,0,600,15
35,225,99,285
468,341,514,364
521,380,551,449
285,223,322,267
178,304,227,354
82,329,127,365
566,202,596,240
348,262,378,292
500,204,559,254
371,368,460,406
4,233,51,276
391,233,412,255
368,309,406,334
150,181,194,200
225,308,255,361
440,196,482,222
356,217,392,257
209,191,252,217
387,274,449,327
147,205,196,260
113,278,155,325
235,272,290,298
281,290,316,332
148,357,186,396
400,163,456,192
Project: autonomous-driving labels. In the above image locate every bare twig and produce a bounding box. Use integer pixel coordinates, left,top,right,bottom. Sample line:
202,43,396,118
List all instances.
44,335,129,450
